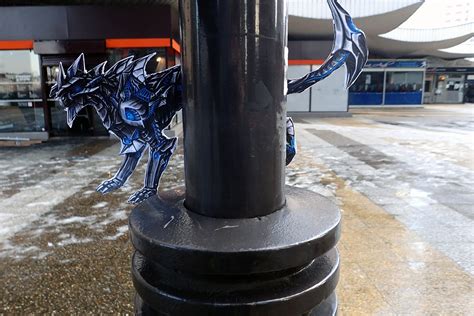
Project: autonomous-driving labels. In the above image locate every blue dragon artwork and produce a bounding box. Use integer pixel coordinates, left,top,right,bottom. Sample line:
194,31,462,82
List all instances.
50,0,368,204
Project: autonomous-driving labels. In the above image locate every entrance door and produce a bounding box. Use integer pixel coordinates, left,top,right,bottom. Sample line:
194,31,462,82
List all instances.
41,54,108,136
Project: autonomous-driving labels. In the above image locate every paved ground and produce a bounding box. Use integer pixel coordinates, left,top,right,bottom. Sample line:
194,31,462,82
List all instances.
292,104,473,314
0,104,473,314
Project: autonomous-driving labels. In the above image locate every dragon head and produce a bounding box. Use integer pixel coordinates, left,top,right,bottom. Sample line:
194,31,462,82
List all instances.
49,54,106,127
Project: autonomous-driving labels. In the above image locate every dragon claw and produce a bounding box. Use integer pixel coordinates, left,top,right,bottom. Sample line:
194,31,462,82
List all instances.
96,178,124,194
128,187,157,204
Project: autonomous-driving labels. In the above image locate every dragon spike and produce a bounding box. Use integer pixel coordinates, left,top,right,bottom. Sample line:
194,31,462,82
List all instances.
106,55,135,76
67,53,86,78
344,33,368,88
57,62,65,88
50,62,65,97
131,53,156,82
91,61,107,76
327,0,368,89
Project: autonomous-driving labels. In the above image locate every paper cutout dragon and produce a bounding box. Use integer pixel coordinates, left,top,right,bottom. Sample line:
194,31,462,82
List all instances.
50,0,368,204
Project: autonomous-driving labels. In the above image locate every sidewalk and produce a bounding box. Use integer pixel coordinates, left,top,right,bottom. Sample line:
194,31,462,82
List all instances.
290,103,473,314
0,104,473,314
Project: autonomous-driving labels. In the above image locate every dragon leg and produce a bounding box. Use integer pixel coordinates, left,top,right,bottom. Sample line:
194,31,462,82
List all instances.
97,150,144,194
286,117,296,165
128,136,177,204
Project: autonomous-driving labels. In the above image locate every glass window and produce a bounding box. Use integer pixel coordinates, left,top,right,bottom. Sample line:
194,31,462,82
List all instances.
107,48,168,73
349,72,384,93
0,50,41,101
348,71,384,105
385,71,423,93
0,50,44,132
385,71,423,105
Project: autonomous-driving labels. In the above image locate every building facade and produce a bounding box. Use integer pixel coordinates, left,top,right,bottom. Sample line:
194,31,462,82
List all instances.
285,0,473,113
0,1,473,138
349,60,426,107
0,4,180,139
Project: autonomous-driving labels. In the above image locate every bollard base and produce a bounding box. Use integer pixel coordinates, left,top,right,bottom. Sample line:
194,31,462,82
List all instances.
129,186,341,315
134,291,338,316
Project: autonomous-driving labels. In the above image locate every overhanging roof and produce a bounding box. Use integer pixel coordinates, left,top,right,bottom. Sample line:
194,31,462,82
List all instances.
368,33,474,58
288,0,473,59
288,0,424,39
380,23,474,43
0,0,177,6
369,23,474,58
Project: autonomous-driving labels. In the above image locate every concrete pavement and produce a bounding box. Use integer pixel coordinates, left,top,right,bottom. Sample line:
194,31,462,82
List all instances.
0,104,473,314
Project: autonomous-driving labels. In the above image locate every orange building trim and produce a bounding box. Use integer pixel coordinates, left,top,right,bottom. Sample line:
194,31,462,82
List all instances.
288,59,324,65
106,38,181,54
105,38,171,48
0,40,34,50
171,39,181,54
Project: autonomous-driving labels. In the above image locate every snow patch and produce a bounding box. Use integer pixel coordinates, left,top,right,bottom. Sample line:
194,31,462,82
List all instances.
57,236,94,247
92,201,109,209
103,225,129,240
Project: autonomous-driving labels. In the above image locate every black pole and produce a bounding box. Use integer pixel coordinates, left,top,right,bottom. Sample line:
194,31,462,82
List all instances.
129,0,341,314
181,0,286,218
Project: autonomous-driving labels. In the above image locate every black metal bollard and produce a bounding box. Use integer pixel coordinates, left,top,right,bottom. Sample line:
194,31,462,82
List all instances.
129,0,341,314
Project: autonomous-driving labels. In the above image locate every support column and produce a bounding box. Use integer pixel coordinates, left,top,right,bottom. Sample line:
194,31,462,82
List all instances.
129,0,341,314
180,0,286,218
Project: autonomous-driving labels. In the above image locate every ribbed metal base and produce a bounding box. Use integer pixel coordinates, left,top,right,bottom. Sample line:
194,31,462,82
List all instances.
135,292,338,316
129,186,341,315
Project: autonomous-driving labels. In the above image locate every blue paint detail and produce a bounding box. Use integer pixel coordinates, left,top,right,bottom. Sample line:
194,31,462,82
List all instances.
125,108,141,121
71,84,83,95
122,129,140,146
346,16,360,33
348,93,383,105
348,92,423,105
146,100,160,120
123,80,133,100
385,92,422,105
366,60,426,69
287,138,296,156
136,87,152,102
122,136,131,145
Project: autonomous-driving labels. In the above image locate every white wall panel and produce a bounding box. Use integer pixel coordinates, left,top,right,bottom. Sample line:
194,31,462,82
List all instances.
287,65,311,112
310,66,348,112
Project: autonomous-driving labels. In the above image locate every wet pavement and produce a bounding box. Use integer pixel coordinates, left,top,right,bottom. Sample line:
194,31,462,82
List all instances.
0,104,473,314
0,137,184,313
